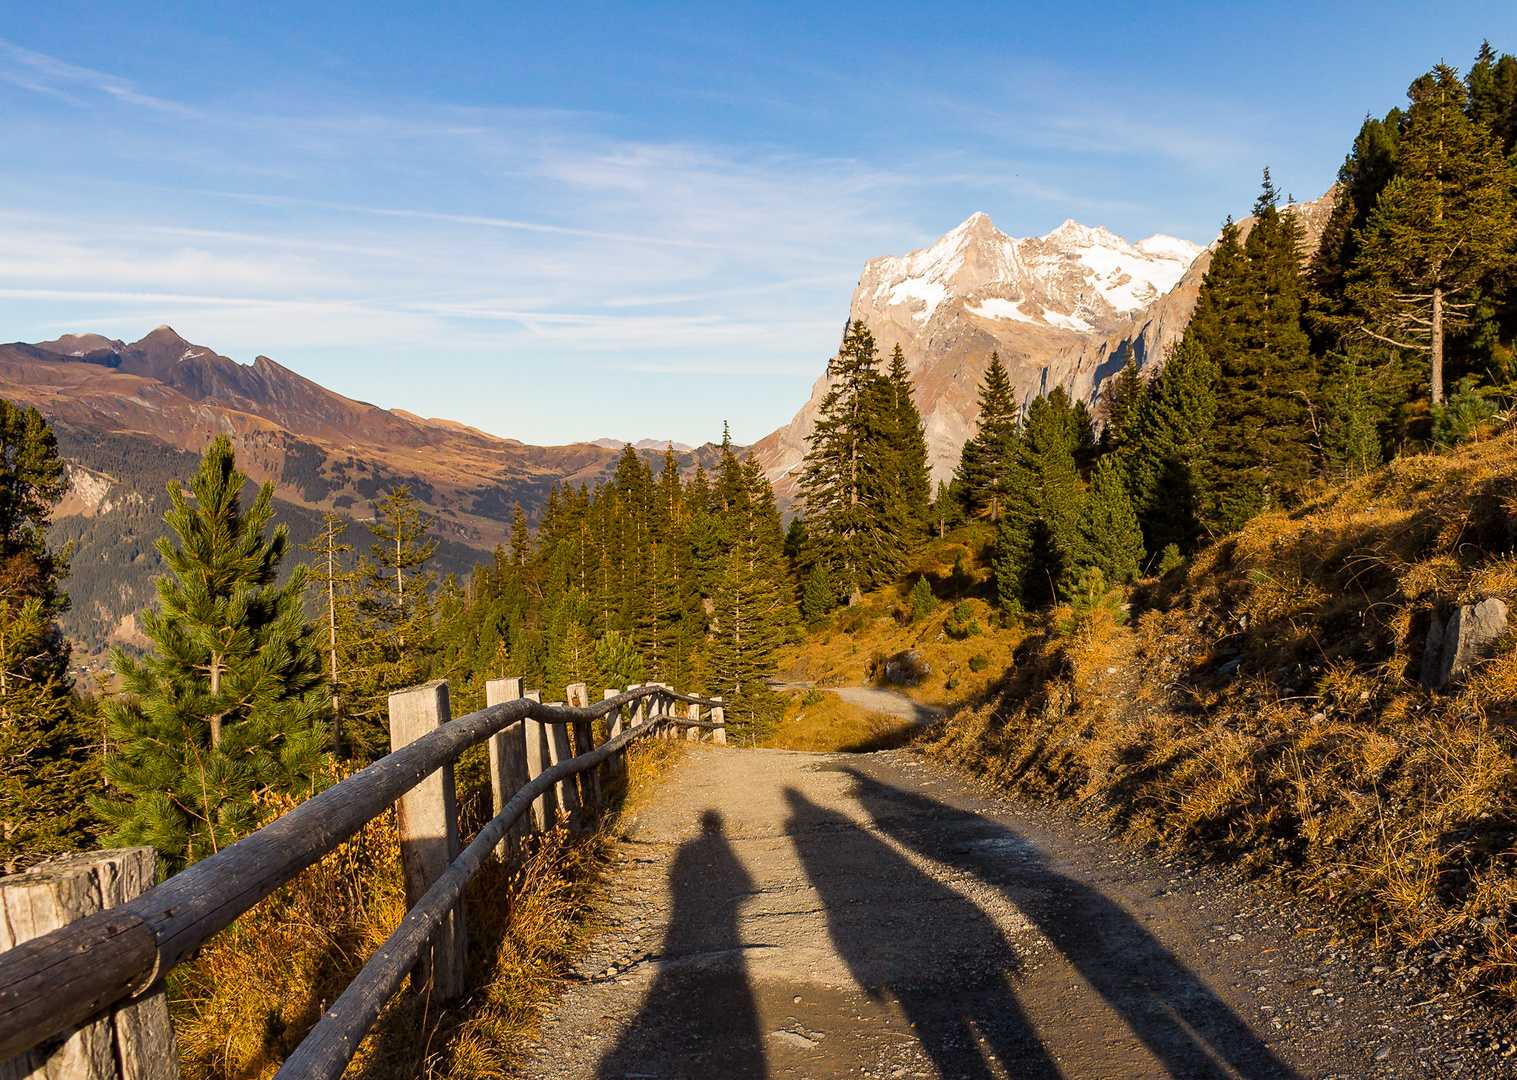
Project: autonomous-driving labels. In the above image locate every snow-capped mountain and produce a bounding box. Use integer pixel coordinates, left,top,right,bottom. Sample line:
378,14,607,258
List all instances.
752,193,1335,501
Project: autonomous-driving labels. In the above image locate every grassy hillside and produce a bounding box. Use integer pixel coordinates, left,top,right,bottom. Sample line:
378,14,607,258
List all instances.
927,432,1517,1001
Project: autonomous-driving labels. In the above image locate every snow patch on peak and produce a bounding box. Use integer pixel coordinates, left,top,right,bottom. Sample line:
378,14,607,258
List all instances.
1135,234,1204,262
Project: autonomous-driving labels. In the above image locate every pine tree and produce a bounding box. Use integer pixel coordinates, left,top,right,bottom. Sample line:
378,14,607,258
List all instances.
1191,172,1319,531
0,401,98,869
1097,352,1145,453
908,575,937,622
1345,65,1517,403
884,344,932,532
954,352,1019,519
300,513,354,754
96,437,328,869
799,322,906,594
801,562,834,624
708,458,794,719
1468,41,1517,154
1321,357,1383,479
1072,456,1144,586
993,389,1086,611
1124,337,1218,556
510,502,530,567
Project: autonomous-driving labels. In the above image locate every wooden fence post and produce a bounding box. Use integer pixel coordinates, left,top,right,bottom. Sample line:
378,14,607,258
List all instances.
603,688,626,784
711,696,726,745
685,701,701,742
565,684,601,816
0,847,177,1080
626,684,643,733
543,704,583,832
522,690,554,832
485,677,530,864
387,680,468,1002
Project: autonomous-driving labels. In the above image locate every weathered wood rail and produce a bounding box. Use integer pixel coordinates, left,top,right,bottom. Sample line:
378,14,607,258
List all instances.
0,679,725,1078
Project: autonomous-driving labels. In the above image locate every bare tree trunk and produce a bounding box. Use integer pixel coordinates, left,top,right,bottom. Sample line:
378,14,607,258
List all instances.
327,537,341,755
208,660,222,749
1431,286,1444,405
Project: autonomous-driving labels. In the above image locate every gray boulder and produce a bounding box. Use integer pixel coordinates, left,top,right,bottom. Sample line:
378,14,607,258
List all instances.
1421,598,1509,691
883,650,931,686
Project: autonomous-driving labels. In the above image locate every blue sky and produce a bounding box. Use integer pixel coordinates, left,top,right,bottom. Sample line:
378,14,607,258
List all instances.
2,3,1514,447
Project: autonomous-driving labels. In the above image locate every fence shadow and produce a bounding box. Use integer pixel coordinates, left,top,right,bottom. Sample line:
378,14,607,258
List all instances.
595,810,767,1079
842,766,1302,1080
784,788,1063,1080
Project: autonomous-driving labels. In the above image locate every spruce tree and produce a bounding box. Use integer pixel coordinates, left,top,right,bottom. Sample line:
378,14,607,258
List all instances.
0,401,98,869
1124,337,1218,556
1191,172,1319,531
96,437,328,869
1072,456,1144,586
993,389,1086,611
1345,65,1517,403
1468,41,1517,154
799,322,906,594
708,458,793,719
884,344,932,532
1097,352,1145,453
1321,357,1383,479
801,562,834,624
954,352,1019,520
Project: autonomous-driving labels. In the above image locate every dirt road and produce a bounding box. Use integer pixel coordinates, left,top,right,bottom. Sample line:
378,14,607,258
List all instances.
517,747,1509,1079
827,686,945,724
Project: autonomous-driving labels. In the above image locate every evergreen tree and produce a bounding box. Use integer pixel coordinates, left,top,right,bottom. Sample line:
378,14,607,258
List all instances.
1345,65,1517,403
1321,357,1383,479
707,458,793,718
1124,338,1218,556
884,344,932,532
1191,172,1319,531
801,562,834,624
799,322,907,594
954,352,1019,519
929,479,963,538
908,575,937,622
300,513,354,754
509,502,530,567
993,389,1086,612
1097,352,1145,453
1072,456,1144,586
0,401,98,870
1468,41,1517,154
96,437,328,869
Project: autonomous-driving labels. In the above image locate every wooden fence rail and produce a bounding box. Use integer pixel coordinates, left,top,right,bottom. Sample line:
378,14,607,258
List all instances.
0,681,725,1076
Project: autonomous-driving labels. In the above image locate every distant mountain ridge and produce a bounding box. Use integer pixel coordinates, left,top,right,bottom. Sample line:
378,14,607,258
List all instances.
3,326,732,662
753,192,1336,500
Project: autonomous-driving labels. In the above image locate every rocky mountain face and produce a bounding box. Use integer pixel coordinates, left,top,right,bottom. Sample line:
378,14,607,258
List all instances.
4,327,727,662
753,191,1336,501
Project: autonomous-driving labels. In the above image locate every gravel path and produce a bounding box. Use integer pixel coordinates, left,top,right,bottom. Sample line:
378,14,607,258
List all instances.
826,686,945,724
515,746,1517,1079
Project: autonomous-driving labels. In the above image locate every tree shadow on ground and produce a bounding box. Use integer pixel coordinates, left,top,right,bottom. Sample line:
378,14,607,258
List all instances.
595,810,767,1079
842,766,1302,1080
784,787,1063,1080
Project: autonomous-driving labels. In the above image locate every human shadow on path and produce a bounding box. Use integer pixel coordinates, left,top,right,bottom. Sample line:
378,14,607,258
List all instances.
843,766,1303,1080
595,810,767,1080
784,788,1063,1080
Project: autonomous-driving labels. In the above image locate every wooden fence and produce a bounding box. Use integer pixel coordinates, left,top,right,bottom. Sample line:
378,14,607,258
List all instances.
0,680,725,1079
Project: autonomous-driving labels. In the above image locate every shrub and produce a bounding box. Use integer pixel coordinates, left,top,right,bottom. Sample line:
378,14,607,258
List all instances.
968,653,989,673
908,575,937,622
944,601,982,640
1432,376,1499,449
1156,543,1184,577
801,689,825,707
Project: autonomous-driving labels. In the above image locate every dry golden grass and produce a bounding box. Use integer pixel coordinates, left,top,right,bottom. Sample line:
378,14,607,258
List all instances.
761,691,919,753
928,433,1517,1001
772,524,1028,704
172,740,687,1079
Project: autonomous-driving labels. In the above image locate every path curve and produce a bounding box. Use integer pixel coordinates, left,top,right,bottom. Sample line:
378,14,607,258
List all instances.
826,685,944,724
517,747,1510,1079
